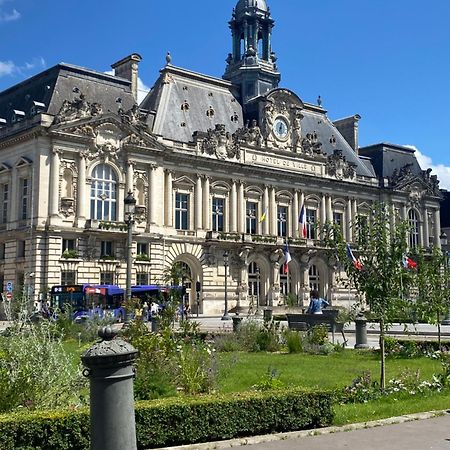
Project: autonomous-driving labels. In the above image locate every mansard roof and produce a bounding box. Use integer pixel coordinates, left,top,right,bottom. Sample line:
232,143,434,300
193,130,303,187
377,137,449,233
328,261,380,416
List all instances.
359,143,422,179
141,64,244,142
0,63,136,125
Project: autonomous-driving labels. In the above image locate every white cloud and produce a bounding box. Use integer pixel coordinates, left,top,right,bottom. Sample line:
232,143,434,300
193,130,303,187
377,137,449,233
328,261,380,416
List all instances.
404,144,450,190
0,7,20,22
0,57,46,78
0,60,16,76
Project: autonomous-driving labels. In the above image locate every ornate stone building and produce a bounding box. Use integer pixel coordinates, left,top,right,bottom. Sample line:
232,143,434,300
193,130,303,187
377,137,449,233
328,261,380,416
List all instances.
0,0,442,313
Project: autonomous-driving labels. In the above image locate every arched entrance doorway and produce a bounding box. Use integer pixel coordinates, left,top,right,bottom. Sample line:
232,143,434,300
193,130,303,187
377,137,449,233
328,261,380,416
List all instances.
309,264,321,294
247,261,261,313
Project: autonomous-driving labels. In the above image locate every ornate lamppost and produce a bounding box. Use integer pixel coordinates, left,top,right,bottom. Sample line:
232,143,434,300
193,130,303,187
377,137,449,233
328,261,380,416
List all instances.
439,232,450,325
222,251,231,320
124,191,136,302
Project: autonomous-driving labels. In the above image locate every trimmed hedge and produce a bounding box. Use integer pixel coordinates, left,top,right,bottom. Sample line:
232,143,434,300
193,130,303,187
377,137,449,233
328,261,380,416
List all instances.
0,389,333,450
384,337,450,357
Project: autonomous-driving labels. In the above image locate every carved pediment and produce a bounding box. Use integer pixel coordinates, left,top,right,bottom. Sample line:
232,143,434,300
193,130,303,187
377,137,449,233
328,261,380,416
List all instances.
326,149,356,180
390,164,441,198
54,92,103,125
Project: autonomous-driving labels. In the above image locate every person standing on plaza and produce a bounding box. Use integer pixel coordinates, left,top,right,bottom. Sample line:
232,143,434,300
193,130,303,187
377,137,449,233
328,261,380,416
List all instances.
306,290,329,314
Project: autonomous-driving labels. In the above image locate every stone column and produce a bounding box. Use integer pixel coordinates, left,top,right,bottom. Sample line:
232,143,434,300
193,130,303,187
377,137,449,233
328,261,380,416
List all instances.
263,185,269,235
353,198,358,222
434,209,441,249
126,160,134,194
77,151,88,221
347,198,353,242
165,170,173,227
270,186,276,235
293,190,299,238
202,175,210,231
50,148,61,217
148,165,156,224
423,207,429,248
238,180,245,233
230,180,237,232
195,174,203,230
327,195,333,223
321,195,326,230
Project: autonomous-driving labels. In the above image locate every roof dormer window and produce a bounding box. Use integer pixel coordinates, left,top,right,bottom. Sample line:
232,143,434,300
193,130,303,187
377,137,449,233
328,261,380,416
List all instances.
30,101,45,116
11,110,25,123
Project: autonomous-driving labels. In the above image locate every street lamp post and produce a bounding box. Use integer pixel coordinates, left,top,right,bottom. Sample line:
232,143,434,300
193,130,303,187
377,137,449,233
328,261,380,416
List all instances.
439,232,450,325
124,191,136,302
222,251,231,320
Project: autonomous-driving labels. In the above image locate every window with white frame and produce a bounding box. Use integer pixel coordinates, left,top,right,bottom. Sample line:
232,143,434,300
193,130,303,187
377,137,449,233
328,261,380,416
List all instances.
90,164,117,221
333,211,344,237
277,205,288,237
212,197,225,232
246,201,258,235
175,192,189,230
1,183,8,224
20,178,29,220
247,262,260,297
279,265,291,295
306,208,317,239
309,264,320,293
100,240,114,258
137,242,148,256
408,209,420,249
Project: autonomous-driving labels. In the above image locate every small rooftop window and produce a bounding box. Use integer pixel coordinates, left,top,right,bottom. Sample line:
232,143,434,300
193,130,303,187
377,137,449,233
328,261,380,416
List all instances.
0,118,6,128
30,101,45,116
11,110,25,123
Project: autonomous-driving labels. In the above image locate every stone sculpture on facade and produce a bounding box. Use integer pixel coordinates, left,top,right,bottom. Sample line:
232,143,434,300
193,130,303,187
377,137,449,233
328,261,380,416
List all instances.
326,149,357,180
54,92,103,124
201,124,241,160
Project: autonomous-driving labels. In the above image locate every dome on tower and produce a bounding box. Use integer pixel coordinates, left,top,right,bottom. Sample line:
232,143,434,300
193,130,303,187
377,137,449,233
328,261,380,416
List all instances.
235,0,268,16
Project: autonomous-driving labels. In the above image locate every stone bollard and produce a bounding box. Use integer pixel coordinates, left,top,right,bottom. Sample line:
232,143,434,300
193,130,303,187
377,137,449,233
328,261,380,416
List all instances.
232,316,243,332
81,326,138,450
354,314,369,349
263,308,273,322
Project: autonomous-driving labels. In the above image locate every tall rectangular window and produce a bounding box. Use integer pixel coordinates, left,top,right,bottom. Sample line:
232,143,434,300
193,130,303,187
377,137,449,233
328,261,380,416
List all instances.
306,209,317,240
1,183,8,224
61,271,76,285
17,240,25,258
175,193,189,230
137,243,148,256
212,197,224,232
20,178,29,220
277,206,288,237
0,243,5,260
246,201,258,235
100,241,113,258
333,212,343,237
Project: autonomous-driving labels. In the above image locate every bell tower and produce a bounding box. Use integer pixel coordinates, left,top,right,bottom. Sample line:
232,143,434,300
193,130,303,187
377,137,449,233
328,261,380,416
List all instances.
223,0,280,106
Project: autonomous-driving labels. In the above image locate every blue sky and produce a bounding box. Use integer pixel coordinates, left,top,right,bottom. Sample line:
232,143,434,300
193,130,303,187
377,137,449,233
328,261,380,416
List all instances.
1,0,450,188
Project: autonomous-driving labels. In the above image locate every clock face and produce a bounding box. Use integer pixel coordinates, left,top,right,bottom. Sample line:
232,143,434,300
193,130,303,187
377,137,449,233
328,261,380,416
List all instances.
273,117,289,139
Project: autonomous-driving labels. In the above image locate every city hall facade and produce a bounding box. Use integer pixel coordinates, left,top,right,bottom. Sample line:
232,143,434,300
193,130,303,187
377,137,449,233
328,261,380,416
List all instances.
0,0,442,314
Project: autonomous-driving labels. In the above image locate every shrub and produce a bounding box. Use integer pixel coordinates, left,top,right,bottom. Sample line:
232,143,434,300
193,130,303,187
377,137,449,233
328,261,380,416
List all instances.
252,367,284,391
0,322,87,413
306,324,328,346
0,389,334,450
283,329,303,353
236,318,281,352
213,333,243,352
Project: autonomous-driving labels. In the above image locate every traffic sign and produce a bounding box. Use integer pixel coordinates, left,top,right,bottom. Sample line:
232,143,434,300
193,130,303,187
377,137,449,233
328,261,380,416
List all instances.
6,281,13,293
5,292,12,301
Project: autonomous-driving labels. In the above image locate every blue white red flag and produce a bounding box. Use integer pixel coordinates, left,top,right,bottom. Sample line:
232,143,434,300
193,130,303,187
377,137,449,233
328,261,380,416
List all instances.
402,254,417,270
284,242,292,274
299,205,307,239
346,244,363,270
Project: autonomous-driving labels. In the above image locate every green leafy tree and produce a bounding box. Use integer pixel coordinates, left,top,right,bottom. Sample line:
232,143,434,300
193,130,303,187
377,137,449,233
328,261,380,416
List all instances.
326,203,413,390
415,247,450,348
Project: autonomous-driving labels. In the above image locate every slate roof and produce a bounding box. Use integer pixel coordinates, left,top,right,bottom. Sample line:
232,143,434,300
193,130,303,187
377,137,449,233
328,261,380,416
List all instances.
359,143,423,179
440,190,450,227
0,63,136,125
141,65,244,141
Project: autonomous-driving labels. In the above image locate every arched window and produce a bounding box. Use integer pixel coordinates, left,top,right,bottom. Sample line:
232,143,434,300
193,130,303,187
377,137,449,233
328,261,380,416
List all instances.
408,209,420,248
90,164,117,221
248,261,260,298
309,264,320,293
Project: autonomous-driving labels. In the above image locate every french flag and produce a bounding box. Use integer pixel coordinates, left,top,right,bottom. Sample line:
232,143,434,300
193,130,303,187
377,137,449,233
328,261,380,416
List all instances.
284,242,292,274
403,254,417,270
299,205,307,239
346,244,363,270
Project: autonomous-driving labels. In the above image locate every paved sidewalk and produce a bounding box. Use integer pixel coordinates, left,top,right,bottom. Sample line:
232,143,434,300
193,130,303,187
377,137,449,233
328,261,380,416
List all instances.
157,411,450,450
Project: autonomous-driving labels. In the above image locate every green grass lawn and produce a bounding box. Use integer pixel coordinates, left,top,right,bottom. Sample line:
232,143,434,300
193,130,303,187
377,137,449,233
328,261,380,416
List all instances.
218,350,442,393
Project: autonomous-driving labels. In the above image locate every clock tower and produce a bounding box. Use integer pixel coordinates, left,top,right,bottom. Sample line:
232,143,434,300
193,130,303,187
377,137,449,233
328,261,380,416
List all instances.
223,0,281,112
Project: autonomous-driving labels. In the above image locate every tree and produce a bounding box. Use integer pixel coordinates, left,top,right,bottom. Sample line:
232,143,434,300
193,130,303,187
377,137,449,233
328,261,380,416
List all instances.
415,247,450,348
326,203,413,390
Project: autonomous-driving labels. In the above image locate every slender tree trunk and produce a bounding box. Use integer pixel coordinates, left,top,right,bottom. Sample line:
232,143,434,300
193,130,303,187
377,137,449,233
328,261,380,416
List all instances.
437,310,441,350
379,318,385,391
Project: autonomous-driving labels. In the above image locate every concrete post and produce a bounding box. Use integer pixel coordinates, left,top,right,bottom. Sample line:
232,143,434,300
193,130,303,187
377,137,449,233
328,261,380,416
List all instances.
81,327,138,450
354,314,369,349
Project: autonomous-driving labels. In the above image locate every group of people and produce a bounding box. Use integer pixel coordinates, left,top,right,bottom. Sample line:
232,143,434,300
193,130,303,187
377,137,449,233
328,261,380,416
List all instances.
137,301,160,322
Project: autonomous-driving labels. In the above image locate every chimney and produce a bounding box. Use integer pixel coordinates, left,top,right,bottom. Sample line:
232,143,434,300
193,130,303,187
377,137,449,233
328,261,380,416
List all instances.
333,114,361,153
111,53,142,102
